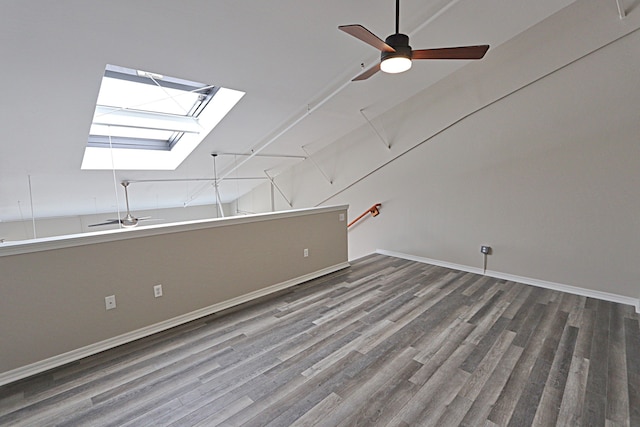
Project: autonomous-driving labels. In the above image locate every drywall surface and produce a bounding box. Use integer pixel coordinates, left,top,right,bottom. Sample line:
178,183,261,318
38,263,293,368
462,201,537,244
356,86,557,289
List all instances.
237,1,640,301
0,206,348,379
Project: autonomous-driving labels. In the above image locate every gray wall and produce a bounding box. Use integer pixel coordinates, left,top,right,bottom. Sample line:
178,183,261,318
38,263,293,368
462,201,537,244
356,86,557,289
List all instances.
0,206,348,380
237,2,640,302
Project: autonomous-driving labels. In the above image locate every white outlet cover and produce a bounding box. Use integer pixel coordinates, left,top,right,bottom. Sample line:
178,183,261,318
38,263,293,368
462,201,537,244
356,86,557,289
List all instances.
105,295,116,310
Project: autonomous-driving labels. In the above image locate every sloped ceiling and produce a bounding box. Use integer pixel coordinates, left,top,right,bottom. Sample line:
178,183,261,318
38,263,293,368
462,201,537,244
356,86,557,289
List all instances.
0,0,594,224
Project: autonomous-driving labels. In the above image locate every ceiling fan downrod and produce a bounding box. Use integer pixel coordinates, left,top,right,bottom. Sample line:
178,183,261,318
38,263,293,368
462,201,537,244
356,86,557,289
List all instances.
395,0,400,34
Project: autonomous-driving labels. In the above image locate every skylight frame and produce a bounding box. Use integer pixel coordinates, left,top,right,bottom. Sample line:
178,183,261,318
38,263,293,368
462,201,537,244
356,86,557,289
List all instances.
88,65,216,151
81,65,245,170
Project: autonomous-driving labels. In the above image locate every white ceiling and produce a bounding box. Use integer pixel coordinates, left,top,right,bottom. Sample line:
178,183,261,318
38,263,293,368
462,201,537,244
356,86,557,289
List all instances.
0,0,581,222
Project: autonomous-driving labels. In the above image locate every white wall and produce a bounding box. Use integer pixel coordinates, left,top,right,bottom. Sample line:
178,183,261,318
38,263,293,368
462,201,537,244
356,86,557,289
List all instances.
237,1,640,302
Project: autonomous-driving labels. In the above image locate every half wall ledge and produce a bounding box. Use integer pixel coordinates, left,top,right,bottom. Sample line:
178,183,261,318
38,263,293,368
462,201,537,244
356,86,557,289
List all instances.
0,205,349,386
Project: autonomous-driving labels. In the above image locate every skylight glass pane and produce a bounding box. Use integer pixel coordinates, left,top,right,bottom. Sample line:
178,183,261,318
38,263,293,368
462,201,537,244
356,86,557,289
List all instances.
97,77,201,116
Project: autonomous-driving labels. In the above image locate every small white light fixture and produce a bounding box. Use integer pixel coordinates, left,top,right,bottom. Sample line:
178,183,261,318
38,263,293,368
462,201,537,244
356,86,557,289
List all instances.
380,56,412,74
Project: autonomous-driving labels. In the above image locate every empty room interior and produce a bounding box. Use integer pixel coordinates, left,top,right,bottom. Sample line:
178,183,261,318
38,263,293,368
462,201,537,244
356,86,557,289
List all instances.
1,0,639,426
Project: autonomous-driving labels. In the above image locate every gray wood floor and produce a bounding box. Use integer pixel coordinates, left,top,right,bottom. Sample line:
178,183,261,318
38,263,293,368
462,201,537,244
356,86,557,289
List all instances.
1,254,639,426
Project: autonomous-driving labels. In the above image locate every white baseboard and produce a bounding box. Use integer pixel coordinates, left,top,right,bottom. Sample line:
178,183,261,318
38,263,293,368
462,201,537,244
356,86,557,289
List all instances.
0,262,350,387
376,249,640,313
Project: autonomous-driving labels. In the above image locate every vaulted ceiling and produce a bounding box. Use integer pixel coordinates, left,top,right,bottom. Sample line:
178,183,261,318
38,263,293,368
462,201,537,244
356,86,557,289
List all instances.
0,0,626,225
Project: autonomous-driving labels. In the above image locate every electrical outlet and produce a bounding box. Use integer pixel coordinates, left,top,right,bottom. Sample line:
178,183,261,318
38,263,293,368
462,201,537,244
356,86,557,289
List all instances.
480,246,492,255
303,248,309,257
154,284,163,298
105,295,116,310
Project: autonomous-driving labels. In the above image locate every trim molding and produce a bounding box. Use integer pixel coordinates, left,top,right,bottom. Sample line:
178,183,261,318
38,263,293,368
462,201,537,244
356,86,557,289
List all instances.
0,261,350,387
376,249,640,313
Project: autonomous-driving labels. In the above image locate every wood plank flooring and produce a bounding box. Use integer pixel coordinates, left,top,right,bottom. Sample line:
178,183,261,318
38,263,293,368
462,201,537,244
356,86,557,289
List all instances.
1,254,639,426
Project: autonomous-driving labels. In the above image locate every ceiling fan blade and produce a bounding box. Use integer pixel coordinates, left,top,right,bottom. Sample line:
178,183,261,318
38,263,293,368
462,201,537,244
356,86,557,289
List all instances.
88,219,121,227
339,24,395,52
412,45,489,60
353,63,382,81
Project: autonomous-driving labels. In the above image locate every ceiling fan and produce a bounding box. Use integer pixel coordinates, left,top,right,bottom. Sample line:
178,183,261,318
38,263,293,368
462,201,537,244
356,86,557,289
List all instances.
339,0,489,81
89,181,151,228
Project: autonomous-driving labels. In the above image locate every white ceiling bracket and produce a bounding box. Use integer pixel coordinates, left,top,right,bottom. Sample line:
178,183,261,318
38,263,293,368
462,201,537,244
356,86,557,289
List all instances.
616,0,626,19
360,109,391,150
264,170,293,208
301,146,333,185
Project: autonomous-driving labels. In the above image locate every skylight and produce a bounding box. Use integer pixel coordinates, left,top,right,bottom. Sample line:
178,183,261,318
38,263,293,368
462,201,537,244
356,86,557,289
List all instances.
81,65,244,170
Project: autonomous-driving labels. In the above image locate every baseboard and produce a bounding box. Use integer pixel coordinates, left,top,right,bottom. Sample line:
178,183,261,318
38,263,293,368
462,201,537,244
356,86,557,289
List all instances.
0,261,350,387
376,249,640,313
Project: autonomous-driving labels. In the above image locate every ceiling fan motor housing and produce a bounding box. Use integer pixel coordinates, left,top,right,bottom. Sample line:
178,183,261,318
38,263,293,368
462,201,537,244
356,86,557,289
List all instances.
382,33,412,61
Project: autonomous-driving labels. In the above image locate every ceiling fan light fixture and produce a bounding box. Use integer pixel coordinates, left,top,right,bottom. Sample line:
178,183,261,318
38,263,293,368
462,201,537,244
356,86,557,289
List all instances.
380,55,412,74
339,3,489,81
380,33,412,74
121,215,139,228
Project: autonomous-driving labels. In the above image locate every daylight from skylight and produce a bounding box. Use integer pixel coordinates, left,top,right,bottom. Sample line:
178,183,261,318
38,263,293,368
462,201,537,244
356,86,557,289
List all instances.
81,65,245,170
